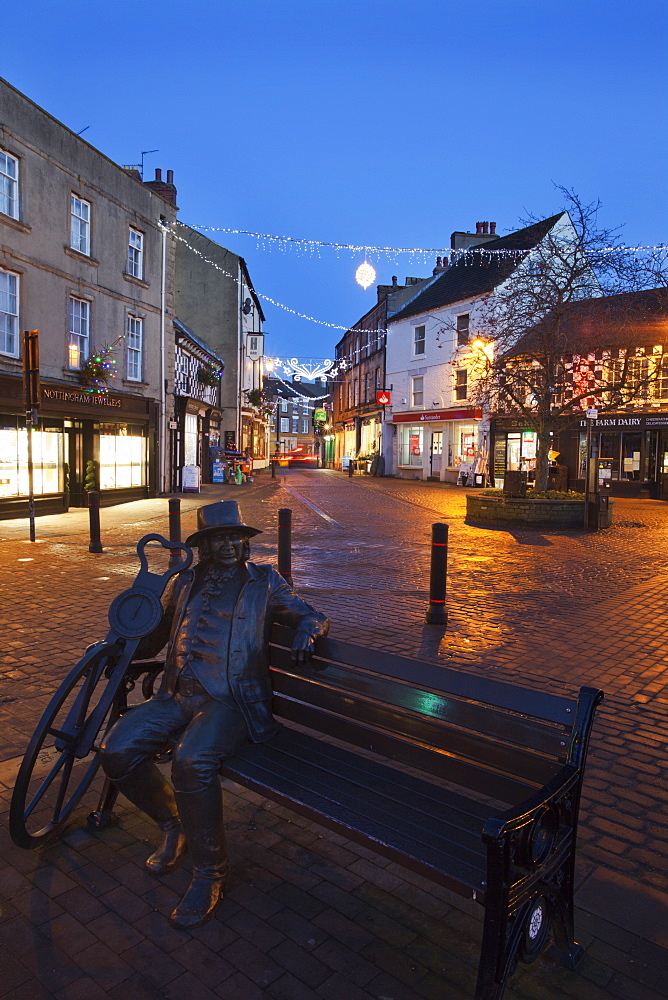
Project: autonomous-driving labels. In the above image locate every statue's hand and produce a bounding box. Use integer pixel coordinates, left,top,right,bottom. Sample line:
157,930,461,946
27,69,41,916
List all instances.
291,632,315,665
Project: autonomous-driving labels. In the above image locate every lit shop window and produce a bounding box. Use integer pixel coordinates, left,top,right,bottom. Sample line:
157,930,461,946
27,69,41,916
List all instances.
0,428,63,497
99,428,145,489
398,424,423,467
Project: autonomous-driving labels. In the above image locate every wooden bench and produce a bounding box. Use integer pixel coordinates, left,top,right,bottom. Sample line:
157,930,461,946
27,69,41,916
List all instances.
216,624,603,1000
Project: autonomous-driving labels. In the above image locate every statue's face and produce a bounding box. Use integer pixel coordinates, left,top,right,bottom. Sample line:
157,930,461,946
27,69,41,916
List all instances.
205,531,249,569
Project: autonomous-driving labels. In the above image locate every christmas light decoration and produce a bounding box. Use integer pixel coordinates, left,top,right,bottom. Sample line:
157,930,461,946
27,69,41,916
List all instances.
180,222,668,260
355,260,376,290
78,336,123,393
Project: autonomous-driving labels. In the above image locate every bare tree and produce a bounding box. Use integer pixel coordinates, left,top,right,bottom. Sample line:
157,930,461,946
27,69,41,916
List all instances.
462,189,668,489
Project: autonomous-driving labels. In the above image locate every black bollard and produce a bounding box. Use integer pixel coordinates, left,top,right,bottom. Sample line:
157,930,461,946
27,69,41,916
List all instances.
88,491,103,554
271,460,276,479
168,497,181,566
277,507,293,587
425,522,448,625
348,460,354,478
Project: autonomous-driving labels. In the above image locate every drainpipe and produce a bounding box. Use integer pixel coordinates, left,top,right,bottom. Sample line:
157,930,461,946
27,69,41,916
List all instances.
159,222,167,493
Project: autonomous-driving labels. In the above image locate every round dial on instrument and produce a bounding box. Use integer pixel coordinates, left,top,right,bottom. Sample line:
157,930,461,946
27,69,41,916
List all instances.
108,588,163,638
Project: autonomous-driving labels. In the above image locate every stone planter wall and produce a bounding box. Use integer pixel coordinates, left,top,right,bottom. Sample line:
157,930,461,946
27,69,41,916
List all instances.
466,494,614,528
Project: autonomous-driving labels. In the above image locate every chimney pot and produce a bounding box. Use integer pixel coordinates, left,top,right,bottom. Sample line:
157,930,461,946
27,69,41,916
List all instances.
490,221,496,234
476,222,483,234
167,169,174,184
392,276,398,286
482,221,489,234
155,168,162,181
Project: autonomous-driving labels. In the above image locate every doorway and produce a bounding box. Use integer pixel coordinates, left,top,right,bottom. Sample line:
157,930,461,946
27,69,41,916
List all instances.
430,431,443,477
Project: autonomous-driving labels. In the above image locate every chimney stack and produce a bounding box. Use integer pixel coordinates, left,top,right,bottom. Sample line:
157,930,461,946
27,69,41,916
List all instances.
392,276,398,286
490,221,496,235
476,222,483,234
144,167,177,207
482,221,489,234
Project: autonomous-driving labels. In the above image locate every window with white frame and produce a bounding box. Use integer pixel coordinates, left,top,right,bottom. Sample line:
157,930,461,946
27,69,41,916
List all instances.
456,313,470,346
455,369,468,400
281,397,288,411
302,419,309,433
412,376,424,407
126,315,143,380
127,228,144,278
70,195,91,255
0,269,19,356
280,417,289,433
413,324,426,355
0,150,19,219
68,296,90,368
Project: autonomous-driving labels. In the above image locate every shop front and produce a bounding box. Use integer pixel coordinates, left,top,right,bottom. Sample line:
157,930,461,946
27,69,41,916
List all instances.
358,414,382,461
0,375,156,517
491,420,539,489
562,412,668,499
392,407,482,481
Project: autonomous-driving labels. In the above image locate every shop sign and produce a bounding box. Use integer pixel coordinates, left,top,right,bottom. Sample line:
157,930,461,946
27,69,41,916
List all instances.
246,334,264,360
577,414,668,430
42,387,122,409
212,463,226,483
392,407,482,423
314,408,327,423
182,465,201,492
376,390,391,405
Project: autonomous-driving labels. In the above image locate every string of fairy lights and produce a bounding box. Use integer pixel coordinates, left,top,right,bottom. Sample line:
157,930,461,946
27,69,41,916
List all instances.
182,224,668,261
169,221,668,381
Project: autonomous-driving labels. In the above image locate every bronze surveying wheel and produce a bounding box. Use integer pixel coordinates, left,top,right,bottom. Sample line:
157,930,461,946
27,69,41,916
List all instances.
9,640,125,849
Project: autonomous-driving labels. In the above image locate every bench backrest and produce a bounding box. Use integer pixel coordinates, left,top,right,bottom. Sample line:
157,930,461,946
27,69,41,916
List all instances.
268,624,581,806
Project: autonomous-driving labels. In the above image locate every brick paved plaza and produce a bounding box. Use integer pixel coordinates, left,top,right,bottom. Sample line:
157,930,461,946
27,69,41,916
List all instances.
0,470,667,1000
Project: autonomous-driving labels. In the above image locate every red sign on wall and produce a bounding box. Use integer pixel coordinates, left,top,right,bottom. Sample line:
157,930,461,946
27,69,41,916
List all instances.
376,390,391,405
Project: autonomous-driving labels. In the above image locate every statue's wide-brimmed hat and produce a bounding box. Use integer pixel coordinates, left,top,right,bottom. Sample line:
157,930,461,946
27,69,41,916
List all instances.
185,500,262,547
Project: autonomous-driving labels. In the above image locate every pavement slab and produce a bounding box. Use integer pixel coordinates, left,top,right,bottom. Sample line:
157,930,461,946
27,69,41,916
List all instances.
1,470,667,998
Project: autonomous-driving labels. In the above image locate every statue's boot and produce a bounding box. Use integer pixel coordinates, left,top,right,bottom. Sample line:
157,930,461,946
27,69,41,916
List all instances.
169,782,230,930
113,761,187,876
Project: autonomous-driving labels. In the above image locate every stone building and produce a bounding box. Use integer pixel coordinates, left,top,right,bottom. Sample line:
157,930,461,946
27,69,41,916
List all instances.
0,77,177,516
331,274,434,470
173,224,268,468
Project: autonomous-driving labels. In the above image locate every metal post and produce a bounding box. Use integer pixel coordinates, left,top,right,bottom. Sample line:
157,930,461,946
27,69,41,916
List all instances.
271,459,276,479
348,460,354,478
168,497,181,565
25,414,36,542
88,491,103,553
277,507,293,586
425,522,448,625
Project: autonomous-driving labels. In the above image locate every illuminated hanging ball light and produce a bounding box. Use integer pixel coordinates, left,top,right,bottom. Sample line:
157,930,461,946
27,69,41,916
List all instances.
355,259,376,290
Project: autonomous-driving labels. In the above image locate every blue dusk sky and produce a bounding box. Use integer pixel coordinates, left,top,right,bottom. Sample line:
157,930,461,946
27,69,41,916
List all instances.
3,0,667,363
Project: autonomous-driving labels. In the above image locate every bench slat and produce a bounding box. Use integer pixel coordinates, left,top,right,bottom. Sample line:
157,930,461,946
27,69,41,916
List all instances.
272,695,537,804
265,727,489,860
271,672,561,788
271,624,576,725
270,644,568,758
223,734,486,895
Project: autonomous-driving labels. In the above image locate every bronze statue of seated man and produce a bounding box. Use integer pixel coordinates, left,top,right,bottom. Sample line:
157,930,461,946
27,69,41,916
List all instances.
100,500,329,929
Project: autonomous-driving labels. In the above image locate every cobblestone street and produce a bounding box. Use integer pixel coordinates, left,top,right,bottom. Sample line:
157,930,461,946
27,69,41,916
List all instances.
0,470,667,1000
